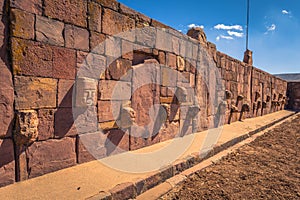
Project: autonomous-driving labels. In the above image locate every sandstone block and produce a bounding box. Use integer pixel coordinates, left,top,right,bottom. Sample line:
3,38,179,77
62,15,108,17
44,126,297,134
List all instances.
37,109,54,141
158,51,166,65
105,36,121,57
36,15,64,46
65,25,89,51
102,8,135,36
0,78,13,138
15,110,38,145
58,79,74,108
161,67,177,87
12,38,53,77
52,46,76,79
136,27,156,47
26,137,76,178
10,8,34,39
166,53,177,70
88,1,102,33
156,29,172,53
122,40,134,60
54,108,77,137
90,31,106,55
0,139,15,187
44,0,87,27
93,0,119,11
110,182,136,200
10,0,42,14
14,76,57,110
99,80,131,100
98,100,121,123
172,36,180,55
77,53,107,79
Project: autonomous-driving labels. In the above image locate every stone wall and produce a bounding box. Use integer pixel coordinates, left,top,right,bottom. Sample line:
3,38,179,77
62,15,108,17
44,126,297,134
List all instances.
0,0,288,187
287,82,300,111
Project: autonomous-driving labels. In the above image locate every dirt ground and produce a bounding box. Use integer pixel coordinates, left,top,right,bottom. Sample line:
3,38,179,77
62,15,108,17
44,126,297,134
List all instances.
161,114,300,200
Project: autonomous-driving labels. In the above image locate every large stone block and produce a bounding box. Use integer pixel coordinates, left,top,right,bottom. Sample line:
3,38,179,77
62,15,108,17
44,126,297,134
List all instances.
52,46,76,79
102,8,135,36
90,31,106,55
10,0,42,14
36,15,64,46
58,79,74,108
26,137,76,178
77,129,129,164
54,108,77,137
44,0,87,27
166,53,177,70
94,0,119,11
10,8,34,39
98,101,118,123
12,38,76,79
65,25,89,51
14,76,57,110
88,1,102,33
0,139,15,187
12,38,53,77
136,27,156,47
99,80,131,100
37,109,54,141
15,110,38,145
0,71,13,138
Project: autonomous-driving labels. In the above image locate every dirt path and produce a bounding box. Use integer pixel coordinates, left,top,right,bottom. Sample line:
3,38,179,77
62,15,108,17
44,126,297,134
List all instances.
161,115,300,200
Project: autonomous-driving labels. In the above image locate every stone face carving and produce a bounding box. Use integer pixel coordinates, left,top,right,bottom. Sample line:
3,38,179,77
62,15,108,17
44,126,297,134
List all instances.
175,87,188,103
187,27,207,47
242,103,250,112
225,90,232,100
243,49,253,65
118,107,136,129
75,77,98,107
237,95,244,101
15,110,39,145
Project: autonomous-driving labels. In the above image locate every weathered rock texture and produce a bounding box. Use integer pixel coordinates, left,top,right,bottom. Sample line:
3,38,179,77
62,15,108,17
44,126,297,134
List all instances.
0,0,295,187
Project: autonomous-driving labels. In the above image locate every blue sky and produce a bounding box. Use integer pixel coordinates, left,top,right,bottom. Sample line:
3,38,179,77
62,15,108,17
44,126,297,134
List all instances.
118,0,300,74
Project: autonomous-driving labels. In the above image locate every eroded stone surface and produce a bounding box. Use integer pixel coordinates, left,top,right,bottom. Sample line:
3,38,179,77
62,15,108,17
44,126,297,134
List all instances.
14,76,57,110
44,0,87,27
15,110,39,145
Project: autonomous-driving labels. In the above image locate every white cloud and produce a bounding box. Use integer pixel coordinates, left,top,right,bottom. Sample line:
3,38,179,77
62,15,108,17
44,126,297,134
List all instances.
216,35,234,40
214,24,243,31
267,24,276,31
188,24,204,29
282,10,289,15
227,31,244,38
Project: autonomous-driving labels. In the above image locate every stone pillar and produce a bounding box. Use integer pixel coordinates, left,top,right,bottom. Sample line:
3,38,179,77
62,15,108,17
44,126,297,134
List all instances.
243,49,253,65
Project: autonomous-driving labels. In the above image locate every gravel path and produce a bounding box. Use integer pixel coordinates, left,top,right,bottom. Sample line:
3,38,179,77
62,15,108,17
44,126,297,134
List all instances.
161,115,300,200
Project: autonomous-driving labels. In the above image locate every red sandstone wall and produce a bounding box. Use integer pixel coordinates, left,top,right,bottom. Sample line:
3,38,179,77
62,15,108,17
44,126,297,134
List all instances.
0,0,15,187
0,0,288,187
287,82,300,111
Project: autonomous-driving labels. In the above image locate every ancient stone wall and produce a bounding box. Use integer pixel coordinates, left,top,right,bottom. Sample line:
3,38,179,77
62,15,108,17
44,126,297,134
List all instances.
0,0,288,187
287,82,300,111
